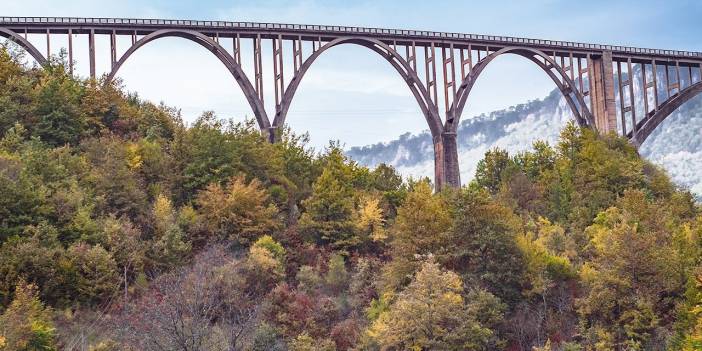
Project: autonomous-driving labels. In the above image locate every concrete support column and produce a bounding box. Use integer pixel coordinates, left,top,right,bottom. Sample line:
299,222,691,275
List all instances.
433,135,446,191
266,126,280,143
89,29,96,80
441,132,461,189
589,51,617,134
433,132,461,191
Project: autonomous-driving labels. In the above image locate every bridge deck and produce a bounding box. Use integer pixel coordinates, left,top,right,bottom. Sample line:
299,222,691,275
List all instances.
1,16,701,62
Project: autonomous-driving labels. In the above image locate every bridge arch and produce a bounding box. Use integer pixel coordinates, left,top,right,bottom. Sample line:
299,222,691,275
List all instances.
107,29,270,131
0,28,48,66
272,37,443,138
630,80,702,147
446,47,595,133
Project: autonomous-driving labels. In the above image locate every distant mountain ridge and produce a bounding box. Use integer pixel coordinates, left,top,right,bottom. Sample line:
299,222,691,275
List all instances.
346,90,702,197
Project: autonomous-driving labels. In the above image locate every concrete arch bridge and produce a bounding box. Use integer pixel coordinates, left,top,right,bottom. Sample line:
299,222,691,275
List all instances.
2,17,701,189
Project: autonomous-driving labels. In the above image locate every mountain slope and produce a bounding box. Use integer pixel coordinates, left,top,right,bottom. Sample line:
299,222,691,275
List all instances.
347,90,702,197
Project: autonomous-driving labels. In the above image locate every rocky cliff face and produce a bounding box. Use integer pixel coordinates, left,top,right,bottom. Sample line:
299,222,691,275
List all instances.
347,90,702,197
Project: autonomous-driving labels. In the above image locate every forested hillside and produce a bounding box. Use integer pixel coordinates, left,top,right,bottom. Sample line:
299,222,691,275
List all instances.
1,45,702,350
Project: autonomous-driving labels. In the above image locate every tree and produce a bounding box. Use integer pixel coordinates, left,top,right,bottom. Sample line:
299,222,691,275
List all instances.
32,58,86,146
262,283,315,338
324,254,349,294
272,127,318,224
677,269,702,351
118,247,257,351
0,280,57,351
298,146,358,251
102,215,146,294
355,196,386,243
240,235,286,297
474,147,513,194
67,243,120,305
0,153,49,242
149,194,190,269
380,180,452,292
172,114,282,203
196,176,279,246
448,186,525,305
289,332,335,351
250,323,286,351
369,163,406,219
513,140,556,180
515,223,576,346
81,137,149,222
578,190,685,349
0,47,37,135
0,234,68,307
368,258,505,350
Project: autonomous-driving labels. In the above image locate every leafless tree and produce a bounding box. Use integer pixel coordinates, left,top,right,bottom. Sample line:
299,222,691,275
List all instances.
115,246,259,351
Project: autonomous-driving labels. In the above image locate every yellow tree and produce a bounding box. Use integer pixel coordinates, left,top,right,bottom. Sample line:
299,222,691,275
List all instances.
369,258,504,350
578,190,685,349
150,194,190,268
356,196,386,243
0,280,56,351
196,175,279,246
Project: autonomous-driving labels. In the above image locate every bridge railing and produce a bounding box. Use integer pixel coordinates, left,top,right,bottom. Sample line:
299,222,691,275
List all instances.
1,16,701,59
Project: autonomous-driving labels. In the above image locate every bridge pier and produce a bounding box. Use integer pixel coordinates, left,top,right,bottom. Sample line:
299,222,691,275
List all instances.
589,51,618,134
433,132,461,191
266,126,280,143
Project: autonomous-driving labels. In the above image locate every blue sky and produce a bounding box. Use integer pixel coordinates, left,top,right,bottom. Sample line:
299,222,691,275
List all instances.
5,0,702,148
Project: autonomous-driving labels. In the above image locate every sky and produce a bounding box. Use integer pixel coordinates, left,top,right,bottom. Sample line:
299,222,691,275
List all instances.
4,0,702,149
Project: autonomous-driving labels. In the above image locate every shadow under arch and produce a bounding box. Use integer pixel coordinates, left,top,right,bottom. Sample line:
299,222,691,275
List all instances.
107,29,270,131
272,37,443,138
0,28,48,66
446,47,595,134
630,80,702,147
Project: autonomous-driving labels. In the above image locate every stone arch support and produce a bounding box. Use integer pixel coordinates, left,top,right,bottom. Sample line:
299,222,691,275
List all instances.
0,28,48,66
107,29,270,131
446,46,595,134
630,81,702,147
271,37,443,139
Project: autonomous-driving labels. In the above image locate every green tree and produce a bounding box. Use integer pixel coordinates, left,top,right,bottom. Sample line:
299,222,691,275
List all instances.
448,186,525,304
298,146,358,251
380,180,452,293
32,58,85,146
0,233,68,307
475,147,514,194
81,137,149,221
0,47,37,135
67,243,120,305
0,153,49,242
172,114,282,202
324,254,349,294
